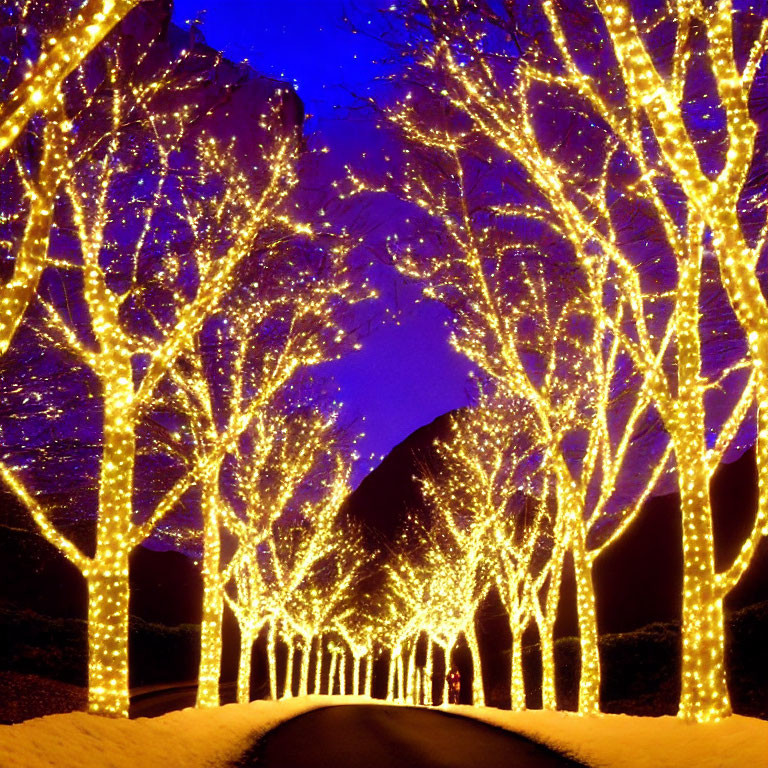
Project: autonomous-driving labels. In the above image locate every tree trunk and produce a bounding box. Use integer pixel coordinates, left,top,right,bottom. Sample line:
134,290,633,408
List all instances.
572,523,600,714
555,472,600,715
510,618,526,711
441,645,449,705
539,548,565,711
352,654,361,695
237,628,254,704
425,639,434,706
674,425,729,720
396,651,405,702
539,616,557,710
267,624,277,700
339,651,347,695
196,466,224,709
283,637,295,698
314,634,323,694
364,652,373,697
406,642,416,704
465,623,485,706
88,382,135,717
674,244,731,722
87,556,130,716
328,653,338,695
387,648,397,702
299,637,311,696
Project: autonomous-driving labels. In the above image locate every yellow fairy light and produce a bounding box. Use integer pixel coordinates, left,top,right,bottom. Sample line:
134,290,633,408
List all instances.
217,405,361,703
0,48,307,717
583,0,768,723
166,189,368,707
353,0,766,722
269,499,363,699
0,92,69,354
421,394,548,711
384,520,489,706
379,236,674,715
326,641,343,695
174,309,353,708
335,613,376,696
0,1,140,154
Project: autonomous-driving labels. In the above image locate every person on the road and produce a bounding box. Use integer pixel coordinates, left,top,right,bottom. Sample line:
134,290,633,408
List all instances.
446,666,460,704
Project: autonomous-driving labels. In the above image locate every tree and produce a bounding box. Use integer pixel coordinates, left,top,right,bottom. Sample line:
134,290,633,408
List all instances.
378,563,424,704
168,225,366,706
419,403,519,707
0,47,304,715
586,9,768,602
224,540,273,705
169,259,362,707
355,127,676,711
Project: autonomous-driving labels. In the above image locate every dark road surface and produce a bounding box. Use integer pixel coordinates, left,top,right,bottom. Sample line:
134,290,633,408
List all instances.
129,682,237,718
234,705,587,768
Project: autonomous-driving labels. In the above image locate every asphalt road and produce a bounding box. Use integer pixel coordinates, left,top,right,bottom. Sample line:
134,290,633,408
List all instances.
129,682,238,718
234,705,587,768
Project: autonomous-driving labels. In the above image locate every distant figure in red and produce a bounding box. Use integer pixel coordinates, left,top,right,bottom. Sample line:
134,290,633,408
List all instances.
446,667,461,704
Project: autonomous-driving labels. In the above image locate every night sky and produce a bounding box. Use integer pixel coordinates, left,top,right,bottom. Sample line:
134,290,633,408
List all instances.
171,0,474,483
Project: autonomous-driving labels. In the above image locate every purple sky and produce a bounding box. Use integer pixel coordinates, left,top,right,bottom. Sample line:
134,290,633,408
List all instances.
171,0,474,483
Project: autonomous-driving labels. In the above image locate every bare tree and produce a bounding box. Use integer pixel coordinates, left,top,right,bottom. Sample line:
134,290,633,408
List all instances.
0,49,304,715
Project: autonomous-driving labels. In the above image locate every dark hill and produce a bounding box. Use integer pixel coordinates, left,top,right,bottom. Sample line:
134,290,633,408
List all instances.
343,410,457,546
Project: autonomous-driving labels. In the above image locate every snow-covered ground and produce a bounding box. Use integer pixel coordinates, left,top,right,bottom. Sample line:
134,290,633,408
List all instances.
0,695,355,768
0,696,765,768
453,705,768,768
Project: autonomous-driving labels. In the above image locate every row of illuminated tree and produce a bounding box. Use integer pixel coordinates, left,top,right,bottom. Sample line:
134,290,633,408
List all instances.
0,0,370,717
342,0,768,724
0,0,766,726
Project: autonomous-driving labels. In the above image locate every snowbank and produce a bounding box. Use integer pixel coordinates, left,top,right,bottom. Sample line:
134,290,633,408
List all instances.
450,705,768,768
1,696,766,768
0,695,369,768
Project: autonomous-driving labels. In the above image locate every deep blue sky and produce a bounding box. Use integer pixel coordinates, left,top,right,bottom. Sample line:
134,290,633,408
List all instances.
171,0,473,483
